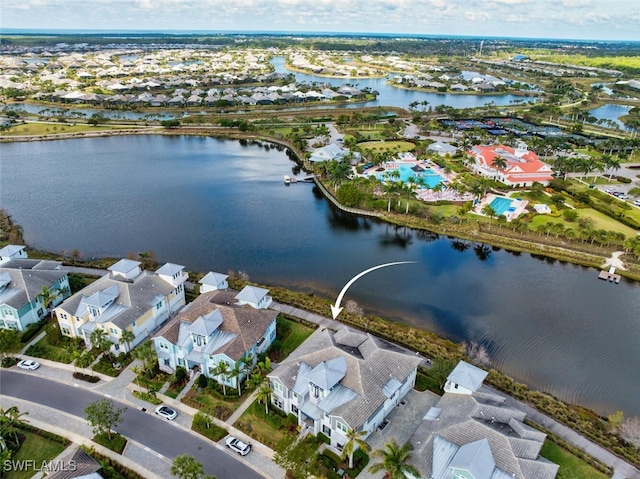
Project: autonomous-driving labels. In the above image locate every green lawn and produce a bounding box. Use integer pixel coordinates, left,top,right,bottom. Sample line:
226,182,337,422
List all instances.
527,208,637,237
0,122,133,136
540,440,609,479
358,140,415,153
5,430,67,479
278,317,315,361
181,385,245,420
233,401,295,449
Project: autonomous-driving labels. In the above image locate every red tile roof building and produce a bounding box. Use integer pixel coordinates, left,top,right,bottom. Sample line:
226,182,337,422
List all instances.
467,144,553,187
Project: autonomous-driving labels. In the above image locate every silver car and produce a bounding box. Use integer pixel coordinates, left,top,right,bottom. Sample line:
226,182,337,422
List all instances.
225,436,252,456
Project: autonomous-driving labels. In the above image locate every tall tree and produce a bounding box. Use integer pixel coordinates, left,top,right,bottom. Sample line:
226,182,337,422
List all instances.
119,329,135,354
90,328,112,362
368,439,420,479
342,428,371,469
256,383,273,415
84,399,126,441
211,360,230,395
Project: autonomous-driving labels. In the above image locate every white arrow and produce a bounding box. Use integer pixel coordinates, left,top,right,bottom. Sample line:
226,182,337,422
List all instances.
330,261,416,319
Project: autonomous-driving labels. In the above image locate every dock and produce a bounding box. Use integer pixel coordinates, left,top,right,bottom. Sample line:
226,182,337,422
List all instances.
598,266,621,284
283,174,315,185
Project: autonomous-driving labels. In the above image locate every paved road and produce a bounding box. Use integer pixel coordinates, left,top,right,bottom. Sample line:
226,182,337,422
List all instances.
0,370,266,479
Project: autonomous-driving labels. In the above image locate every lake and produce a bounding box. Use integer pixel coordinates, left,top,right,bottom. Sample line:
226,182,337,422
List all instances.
1,135,639,417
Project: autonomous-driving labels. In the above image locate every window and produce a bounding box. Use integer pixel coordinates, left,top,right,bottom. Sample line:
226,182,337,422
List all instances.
60,313,68,320
156,301,163,310
114,343,120,351
274,382,283,393
273,398,283,409
163,358,170,366
159,342,169,350
61,327,70,335
322,425,331,436
336,421,349,435
6,322,18,331
292,405,299,415
109,327,117,335
132,321,136,327
0,320,5,328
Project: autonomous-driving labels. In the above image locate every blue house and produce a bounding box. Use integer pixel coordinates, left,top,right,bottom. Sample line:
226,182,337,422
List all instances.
153,286,277,388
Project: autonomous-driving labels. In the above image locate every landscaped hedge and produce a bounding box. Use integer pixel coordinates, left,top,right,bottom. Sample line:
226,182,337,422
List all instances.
82,446,147,479
20,320,45,343
191,412,228,442
93,432,127,454
73,371,100,383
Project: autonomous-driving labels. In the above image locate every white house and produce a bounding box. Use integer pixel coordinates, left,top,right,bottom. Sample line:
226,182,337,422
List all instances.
268,327,421,450
410,360,558,479
235,285,272,309
153,288,277,388
199,271,229,293
54,259,187,353
308,143,356,164
444,360,488,395
0,246,70,332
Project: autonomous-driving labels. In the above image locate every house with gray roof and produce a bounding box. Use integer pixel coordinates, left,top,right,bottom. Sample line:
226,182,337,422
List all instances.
54,259,187,353
0,246,70,332
153,287,277,388
268,327,421,450
308,143,358,164
409,361,558,479
199,271,229,293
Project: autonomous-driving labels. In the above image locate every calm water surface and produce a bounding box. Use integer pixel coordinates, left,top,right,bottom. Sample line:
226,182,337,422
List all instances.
1,136,639,416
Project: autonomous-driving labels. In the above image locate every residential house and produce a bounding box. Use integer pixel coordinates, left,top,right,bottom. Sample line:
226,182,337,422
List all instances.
467,144,554,187
268,327,421,450
199,271,229,293
308,143,360,164
409,361,558,479
427,141,458,156
54,259,187,353
153,286,277,388
47,447,102,479
0,245,70,332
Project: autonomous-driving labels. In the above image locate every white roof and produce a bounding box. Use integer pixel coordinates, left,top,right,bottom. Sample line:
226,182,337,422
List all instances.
235,285,269,304
200,271,229,286
156,262,185,276
447,361,488,392
108,258,141,274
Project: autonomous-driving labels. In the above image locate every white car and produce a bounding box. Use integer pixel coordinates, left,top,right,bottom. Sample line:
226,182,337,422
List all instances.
225,436,252,456
154,405,177,421
17,359,40,370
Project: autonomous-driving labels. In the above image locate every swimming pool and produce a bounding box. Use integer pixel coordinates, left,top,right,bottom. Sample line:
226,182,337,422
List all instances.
489,196,515,216
374,163,444,188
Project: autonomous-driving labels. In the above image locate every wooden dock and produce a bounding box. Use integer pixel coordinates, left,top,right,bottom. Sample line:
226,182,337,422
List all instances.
598,270,621,283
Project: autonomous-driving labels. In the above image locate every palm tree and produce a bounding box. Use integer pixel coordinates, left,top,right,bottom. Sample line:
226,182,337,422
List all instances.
481,204,497,220
119,328,135,354
368,439,420,479
90,328,112,362
37,285,65,320
211,360,230,395
491,156,507,173
342,428,371,469
256,383,273,415
0,406,29,450
132,340,158,378
257,356,271,375
171,454,204,479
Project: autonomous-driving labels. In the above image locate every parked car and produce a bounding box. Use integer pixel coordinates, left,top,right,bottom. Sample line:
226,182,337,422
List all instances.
154,405,177,421
634,200,640,207
225,436,252,456
17,359,40,370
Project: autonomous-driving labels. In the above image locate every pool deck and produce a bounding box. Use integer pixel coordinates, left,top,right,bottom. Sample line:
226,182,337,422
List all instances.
476,193,528,221
363,158,473,202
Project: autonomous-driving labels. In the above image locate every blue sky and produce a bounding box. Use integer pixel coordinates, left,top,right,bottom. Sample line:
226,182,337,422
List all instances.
3,0,639,41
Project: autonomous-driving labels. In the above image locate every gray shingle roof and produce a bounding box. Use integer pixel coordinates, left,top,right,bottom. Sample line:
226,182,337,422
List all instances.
269,327,421,429
154,290,277,361
57,265,174,330
409,390,558,479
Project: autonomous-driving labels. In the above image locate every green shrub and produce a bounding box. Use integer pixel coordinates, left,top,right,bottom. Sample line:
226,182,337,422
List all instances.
197,374,209,389
93,432,127,454
73,371,100,383
132,390,162,405
20,320,45,343
192,412,228,442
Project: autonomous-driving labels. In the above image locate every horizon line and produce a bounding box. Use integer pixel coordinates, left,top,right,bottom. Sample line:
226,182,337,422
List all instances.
2,28,640,44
